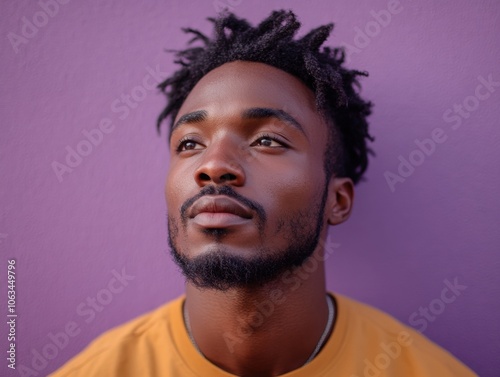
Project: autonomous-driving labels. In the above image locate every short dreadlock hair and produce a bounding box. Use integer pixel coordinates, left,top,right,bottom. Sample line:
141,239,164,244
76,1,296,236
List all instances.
157,9,374,184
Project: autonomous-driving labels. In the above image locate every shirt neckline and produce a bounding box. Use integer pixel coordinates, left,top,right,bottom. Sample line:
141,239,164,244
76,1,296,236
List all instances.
170,292,350,376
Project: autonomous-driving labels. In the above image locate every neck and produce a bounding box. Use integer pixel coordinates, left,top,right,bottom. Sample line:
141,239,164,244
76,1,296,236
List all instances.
184,254,330,377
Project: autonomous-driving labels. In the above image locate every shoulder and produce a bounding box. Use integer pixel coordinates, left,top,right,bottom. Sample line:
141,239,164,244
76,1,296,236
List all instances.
332,293,477,376
335,293,412,335
49,296,184,377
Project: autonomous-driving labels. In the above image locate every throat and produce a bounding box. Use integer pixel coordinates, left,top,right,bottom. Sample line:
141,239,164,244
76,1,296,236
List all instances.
182,286,335,376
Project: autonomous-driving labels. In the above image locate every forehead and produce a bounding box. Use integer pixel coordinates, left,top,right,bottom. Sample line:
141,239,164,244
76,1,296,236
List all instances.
174,61,327,139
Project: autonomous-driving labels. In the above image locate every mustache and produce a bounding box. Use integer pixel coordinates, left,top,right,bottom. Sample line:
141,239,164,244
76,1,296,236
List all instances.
180,185,267,226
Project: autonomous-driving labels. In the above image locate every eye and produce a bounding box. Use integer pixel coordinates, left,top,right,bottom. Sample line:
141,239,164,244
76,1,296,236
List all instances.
176,138,204,152
251,134,288,148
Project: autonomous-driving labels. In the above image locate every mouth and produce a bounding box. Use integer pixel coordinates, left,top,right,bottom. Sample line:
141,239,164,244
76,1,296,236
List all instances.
188,195,253,228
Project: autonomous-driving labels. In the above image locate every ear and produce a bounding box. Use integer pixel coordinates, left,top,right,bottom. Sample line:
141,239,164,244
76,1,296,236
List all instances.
326,177,354,226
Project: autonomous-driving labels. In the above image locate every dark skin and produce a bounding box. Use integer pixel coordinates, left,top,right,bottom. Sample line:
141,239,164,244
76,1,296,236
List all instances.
166,61,354,377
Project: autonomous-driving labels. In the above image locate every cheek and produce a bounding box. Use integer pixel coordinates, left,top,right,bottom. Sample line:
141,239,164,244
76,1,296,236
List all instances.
165,167,188,211
255,156,326,215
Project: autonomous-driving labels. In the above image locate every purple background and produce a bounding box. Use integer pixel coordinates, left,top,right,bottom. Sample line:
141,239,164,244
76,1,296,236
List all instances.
1,0,499,376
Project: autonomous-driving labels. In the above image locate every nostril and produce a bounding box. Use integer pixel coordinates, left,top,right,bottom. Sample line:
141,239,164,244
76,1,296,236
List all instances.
199,173,211,181
220,173,237,182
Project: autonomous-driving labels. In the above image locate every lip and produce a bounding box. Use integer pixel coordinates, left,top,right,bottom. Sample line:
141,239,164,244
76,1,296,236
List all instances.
188,195,253,227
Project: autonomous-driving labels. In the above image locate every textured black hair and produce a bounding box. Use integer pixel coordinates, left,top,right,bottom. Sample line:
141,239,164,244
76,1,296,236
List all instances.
157,10,374,184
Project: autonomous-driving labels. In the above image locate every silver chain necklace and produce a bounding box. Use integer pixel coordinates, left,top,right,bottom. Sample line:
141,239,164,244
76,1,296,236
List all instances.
183,294,335,367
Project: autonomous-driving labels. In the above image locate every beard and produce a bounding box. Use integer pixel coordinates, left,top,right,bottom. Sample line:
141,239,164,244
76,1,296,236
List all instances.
168,185,328,291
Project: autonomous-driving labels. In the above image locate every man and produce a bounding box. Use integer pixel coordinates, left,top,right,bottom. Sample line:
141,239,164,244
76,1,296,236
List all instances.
51,10,477,377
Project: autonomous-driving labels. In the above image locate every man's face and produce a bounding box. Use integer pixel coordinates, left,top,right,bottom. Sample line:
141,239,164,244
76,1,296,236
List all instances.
166,61,333,290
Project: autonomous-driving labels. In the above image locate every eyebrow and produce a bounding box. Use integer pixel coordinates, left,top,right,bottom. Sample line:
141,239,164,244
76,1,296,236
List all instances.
171,107,305,136
171,110,208,134
242,108,305,135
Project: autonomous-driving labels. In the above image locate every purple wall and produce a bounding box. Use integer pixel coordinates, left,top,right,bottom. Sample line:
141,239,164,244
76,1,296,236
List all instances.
1,0,499,375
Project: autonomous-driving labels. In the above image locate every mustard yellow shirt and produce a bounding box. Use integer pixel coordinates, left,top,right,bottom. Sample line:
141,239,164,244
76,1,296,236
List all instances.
50,293,477,376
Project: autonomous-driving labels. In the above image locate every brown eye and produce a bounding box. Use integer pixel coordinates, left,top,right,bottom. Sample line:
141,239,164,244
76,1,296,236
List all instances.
182,141,197,150
252,136,286,148
261,137,275,147
177,139,203,152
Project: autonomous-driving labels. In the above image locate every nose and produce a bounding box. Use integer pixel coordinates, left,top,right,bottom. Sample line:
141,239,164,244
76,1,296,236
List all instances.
194,139,246,187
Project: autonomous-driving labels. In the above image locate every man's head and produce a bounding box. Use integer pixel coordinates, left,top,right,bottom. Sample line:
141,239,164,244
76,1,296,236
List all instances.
158,10,373,290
